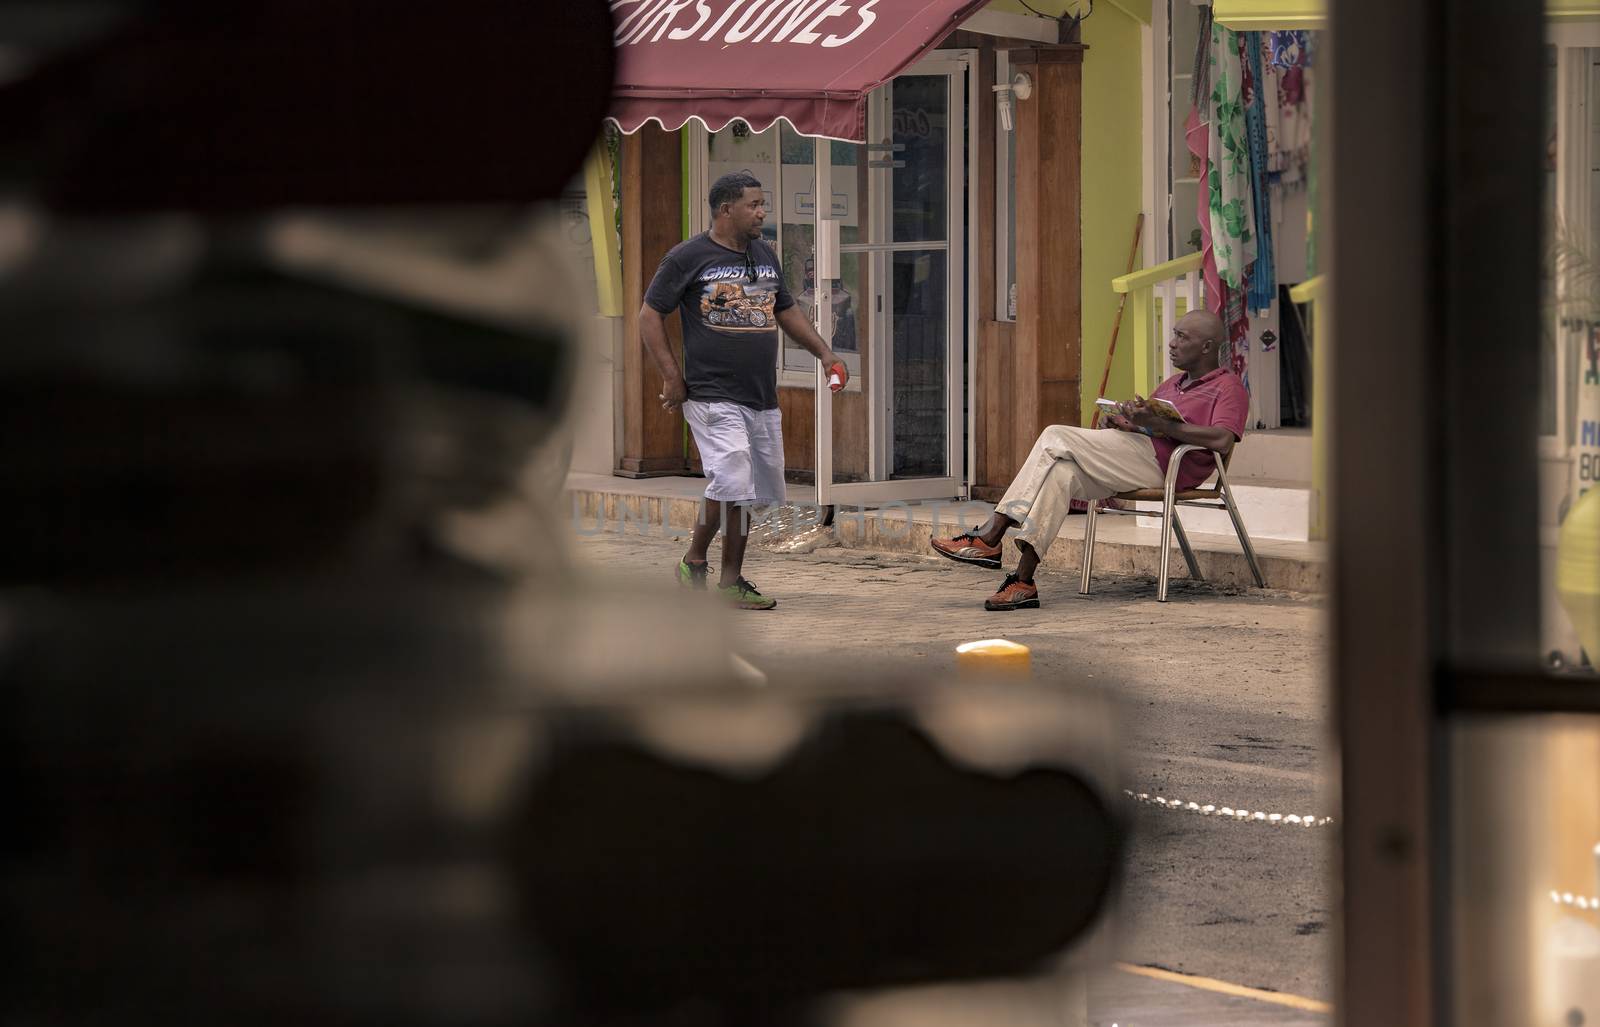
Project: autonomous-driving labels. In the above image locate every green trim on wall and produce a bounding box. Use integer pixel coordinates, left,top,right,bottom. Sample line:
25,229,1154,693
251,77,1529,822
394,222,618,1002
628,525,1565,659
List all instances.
1212,0,1324,30
1214,0,1600,29
583,140,623,318
681,128,691,241
1549,0,1600,21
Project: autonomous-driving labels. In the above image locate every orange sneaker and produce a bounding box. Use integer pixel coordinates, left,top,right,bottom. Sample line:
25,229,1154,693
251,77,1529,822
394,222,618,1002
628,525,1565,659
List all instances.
930,530,1002,569
984,573,1040,611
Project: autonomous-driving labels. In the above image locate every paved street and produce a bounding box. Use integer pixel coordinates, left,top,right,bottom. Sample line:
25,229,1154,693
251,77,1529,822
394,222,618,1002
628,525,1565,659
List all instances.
574,523,1334,1026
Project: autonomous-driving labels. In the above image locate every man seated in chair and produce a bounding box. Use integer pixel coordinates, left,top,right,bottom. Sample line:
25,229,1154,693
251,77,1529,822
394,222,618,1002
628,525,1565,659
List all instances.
931,309,1248,610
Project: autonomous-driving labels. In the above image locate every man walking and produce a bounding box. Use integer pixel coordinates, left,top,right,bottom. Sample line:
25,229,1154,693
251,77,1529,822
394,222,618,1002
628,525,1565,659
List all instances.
640,171,847,610
930,309,1248,610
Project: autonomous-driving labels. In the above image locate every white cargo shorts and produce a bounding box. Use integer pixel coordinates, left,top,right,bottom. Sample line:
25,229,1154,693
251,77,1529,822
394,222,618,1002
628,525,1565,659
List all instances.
683,399,786,505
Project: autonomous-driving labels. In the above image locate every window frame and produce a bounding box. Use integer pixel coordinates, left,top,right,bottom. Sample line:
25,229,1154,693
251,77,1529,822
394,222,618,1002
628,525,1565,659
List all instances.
994,50,1017,324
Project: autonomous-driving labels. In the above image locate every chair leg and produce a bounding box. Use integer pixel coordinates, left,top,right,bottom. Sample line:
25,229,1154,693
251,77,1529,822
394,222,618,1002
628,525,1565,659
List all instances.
1171,509,1204,581
1220,482,1266,588
1156,489,1176,604
1079,501,1099,595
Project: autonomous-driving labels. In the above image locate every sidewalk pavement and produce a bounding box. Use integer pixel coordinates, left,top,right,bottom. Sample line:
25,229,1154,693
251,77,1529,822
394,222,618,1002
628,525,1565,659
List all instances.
565,472,1327,594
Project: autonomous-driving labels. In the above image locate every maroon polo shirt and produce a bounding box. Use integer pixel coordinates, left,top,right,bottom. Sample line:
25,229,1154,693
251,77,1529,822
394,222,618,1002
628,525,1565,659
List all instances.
1150,367,1250,490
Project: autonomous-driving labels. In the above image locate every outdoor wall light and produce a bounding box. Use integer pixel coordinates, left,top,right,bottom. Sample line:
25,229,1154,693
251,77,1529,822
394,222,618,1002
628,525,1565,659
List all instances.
994,72,1033,133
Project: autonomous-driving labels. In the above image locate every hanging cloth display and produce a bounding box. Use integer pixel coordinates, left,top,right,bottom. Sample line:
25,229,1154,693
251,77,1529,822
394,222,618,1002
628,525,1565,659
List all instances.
1268,30,1313,70
1186,105,1224,314
1186,5,1224,314
1261,35,1284,176
1304,35,1320,276
1204,20,1257,294
1223,281,1251,390
1244,31,1276,314
1274,60,1313,190
1204,19,1256,389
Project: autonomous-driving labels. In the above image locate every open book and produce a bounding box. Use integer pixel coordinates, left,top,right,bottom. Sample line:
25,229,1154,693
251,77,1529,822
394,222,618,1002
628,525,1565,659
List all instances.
1094,397,1187,423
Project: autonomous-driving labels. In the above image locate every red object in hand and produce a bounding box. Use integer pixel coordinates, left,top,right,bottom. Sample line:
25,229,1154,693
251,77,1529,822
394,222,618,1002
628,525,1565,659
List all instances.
828,361,848,392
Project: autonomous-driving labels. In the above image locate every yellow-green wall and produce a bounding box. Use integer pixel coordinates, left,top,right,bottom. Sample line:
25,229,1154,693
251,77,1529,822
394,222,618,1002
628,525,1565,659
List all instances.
1077,3,1146,423
980,0,1147,423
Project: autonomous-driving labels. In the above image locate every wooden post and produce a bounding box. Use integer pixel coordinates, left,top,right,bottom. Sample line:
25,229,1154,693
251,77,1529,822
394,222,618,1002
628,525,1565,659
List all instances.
618,125,689,478
1010,46,1086,482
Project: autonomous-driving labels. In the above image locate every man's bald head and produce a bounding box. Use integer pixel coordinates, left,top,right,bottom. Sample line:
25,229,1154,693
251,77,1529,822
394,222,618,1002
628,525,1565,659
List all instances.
1179,309,1224,345
1169,309,1227,374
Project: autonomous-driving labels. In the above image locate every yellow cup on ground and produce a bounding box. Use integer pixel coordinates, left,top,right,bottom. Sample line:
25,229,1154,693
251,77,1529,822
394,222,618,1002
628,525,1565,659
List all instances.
955,638,1031,676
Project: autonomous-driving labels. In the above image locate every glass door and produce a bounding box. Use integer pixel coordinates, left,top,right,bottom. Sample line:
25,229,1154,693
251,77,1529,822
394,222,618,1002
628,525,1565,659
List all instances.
813,54,970,506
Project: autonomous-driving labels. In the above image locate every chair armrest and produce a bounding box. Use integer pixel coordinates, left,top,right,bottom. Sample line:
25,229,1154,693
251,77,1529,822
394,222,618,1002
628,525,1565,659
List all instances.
1162,443,1226,493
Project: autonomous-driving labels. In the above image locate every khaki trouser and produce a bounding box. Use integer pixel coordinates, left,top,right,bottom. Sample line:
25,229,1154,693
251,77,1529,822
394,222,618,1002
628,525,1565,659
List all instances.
997,425,1165,559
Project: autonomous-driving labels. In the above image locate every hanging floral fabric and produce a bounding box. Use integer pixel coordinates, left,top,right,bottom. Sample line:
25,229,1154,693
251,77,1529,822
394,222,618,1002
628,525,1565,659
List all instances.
1275,61,1313,190
1196,23,1254,391
1305,35,1320,276
1186,105,1223,314
1205,20,1257,295
1244,31,1276,314
1268,30,1313,69
1185,5,1222,313
1262,34,1283,173
1223,282,1251,388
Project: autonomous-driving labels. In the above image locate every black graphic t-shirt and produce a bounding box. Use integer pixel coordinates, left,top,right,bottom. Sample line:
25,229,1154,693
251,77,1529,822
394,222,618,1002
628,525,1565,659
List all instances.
644,232,794,411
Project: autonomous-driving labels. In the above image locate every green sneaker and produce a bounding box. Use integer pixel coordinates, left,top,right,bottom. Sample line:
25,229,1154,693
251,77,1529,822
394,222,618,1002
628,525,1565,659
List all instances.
717,576,777,610
677,559,710,589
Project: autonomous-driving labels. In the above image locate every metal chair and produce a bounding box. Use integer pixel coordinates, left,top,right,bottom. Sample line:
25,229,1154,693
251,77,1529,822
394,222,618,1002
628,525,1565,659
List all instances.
1078,443,1266,602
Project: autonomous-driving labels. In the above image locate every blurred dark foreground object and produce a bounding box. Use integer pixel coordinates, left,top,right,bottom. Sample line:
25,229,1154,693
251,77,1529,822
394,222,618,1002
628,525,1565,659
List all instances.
0,255,572,584
1,583,1124,1026
0,10,1123,1015
0,0,616,209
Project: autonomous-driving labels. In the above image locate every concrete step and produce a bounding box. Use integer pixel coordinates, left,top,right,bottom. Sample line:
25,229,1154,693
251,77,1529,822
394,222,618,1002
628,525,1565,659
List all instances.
1133,477,1312,542
1229,428,1312,482
565,473,1327,594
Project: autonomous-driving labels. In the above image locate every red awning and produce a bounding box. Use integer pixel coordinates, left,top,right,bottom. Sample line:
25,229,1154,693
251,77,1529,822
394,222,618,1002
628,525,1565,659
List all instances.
607,0,991,142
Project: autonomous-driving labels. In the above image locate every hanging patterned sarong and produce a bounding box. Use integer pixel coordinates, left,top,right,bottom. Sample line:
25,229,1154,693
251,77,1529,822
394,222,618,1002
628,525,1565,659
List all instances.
1223,283,1251,391
1304,37,1320,277
1186,5,1223,316
1269,30,1312,69
1275,63,1312,190
1205,21,1257,294
1243,32,1275,315
1203,21,1256,394
1186,105,1224,315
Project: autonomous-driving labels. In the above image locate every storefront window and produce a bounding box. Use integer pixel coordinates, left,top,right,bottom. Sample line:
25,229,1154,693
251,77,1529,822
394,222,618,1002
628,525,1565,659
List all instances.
703,121,860,384
1542,42,1600,673
775,128,861,374
1446,24,1600,1027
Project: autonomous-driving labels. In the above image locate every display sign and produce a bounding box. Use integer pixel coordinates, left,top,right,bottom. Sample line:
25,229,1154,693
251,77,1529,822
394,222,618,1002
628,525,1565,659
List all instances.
1575,324,1600,501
